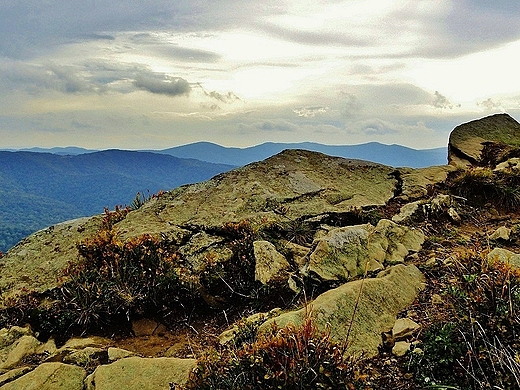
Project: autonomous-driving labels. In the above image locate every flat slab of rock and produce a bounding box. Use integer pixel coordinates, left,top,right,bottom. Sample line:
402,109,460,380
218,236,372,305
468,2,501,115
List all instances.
254,241,291,285
86,356,196,390
0,362,86,390
259,264,425,358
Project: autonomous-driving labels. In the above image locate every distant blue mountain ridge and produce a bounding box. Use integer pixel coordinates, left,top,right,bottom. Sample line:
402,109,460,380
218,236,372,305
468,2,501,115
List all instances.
4,141,448,168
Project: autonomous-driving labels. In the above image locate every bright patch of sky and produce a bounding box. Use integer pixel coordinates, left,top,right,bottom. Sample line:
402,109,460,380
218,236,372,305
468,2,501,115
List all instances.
1,0,520,149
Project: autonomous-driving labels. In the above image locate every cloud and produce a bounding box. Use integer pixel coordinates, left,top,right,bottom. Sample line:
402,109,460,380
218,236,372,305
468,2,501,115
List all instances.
477,98,503,111
133,74,191,97
204,90,241,103
293,106,329,118
432,91,460,109
239,119,299,133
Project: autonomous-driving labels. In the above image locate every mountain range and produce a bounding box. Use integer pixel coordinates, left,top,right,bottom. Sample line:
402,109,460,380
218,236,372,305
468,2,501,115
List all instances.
5,141,448,168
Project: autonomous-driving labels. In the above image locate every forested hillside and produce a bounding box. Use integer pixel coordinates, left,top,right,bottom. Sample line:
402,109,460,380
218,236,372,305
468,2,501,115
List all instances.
0,150,234,252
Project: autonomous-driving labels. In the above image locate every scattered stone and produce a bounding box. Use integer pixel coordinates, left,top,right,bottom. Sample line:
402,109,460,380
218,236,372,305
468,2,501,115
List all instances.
0,366,33,387
85,357,196,390
107,348,136,362
487,248,520,270
392,201,421,223
61,337,111,350
392,341,411,357
219,308,282,346
253,241,291,285
494,157,520,172
431,294,443,304
0,335,41,371
489,226,512,241
0,362,86,390
62,347,106,367
392,318,420,340
447,207,461,223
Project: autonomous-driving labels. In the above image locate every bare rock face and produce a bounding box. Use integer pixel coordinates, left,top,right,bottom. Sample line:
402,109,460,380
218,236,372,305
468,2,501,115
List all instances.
448,113,520,167
259,264,425,358
304,219,424,282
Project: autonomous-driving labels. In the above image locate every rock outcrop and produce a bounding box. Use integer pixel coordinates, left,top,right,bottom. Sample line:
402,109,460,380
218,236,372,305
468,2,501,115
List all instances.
448,113,520,167
258,264,425,358
304,219,424,282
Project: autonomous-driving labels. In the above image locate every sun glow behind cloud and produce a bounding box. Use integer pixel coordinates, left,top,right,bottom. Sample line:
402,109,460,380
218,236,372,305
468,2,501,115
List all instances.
1,0,520,149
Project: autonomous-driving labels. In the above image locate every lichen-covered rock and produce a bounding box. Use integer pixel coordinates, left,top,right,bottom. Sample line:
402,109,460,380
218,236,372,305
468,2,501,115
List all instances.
253,241,291,285
0,216,102,303
85,356,196,390
0,362,86,390
392,318,421,340
0,335,41,371
259,264,425,357
448,113,520,167
487,248,520,270
305,219,424,282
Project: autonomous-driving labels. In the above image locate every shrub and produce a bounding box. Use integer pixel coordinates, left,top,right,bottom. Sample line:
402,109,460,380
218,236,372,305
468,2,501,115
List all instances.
410,250,520,389
183,316,354,390
448,168,520,210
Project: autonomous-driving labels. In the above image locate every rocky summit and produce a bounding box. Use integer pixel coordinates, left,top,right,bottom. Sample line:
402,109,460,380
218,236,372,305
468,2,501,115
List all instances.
1,113,520,389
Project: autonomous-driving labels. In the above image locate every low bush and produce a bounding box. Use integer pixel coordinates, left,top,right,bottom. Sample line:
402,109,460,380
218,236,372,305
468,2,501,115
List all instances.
183,316,354,390
410,250,520,389
448,168,520,211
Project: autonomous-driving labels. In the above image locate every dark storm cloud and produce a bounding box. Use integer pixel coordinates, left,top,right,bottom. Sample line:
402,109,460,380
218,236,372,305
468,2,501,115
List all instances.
133,74,191,97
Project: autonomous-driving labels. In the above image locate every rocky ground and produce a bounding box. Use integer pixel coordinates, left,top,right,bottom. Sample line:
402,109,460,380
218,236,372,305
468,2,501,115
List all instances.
1,113,520,389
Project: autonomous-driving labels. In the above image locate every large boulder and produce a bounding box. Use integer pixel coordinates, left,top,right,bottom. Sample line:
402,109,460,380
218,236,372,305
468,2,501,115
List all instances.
259,264,425,357
448,113,520,167
85,356,196,390
305,219,424,282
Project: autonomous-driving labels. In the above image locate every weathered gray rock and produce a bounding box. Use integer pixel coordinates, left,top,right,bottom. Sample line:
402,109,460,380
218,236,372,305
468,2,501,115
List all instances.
448,113,520,167
62,347,106,367
489,226,512,241
487,248,520,270
107,348,136,362
392,341,411,357
86,356,196,390
0,362,86,390
399,166,455,201
392,201,422,223
305,219,424,282
253,241,291,285
259,264,425,358
494,157,520,172
0,335,41,371
392,318,421,340
0,366,33,387
0,216,102,302
219,308,282,345
1,150,398,304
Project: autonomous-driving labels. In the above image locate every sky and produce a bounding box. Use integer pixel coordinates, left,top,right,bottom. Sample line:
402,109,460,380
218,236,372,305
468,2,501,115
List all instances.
1,0,520,150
